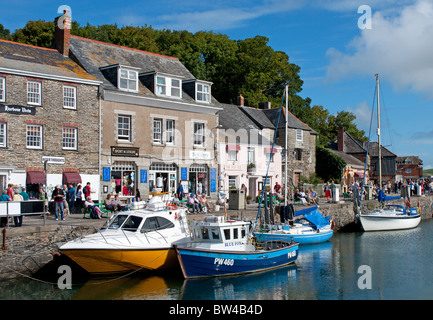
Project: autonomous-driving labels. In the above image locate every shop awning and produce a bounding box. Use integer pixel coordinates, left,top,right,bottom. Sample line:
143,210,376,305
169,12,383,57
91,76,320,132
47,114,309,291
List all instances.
26,171,46,184
63,172,82,184
226,144,241,151
265,147,278,153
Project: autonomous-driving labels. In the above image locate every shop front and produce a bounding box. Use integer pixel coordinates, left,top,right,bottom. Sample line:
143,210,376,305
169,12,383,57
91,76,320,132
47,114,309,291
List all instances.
110,161,137,196
189,164,209,195
148,162,177,194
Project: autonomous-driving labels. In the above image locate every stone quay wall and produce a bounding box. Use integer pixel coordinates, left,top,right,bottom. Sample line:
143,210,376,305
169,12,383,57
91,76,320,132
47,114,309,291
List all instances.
1,195,432,280
0,224,97,281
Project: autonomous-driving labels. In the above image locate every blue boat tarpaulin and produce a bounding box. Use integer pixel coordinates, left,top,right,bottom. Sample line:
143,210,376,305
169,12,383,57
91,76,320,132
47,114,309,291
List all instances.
296,206,330,229
378,190,401,203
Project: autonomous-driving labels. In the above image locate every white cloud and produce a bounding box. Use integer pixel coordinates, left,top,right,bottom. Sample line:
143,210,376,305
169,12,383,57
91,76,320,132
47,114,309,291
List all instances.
325,0,433,99
345,100,372,131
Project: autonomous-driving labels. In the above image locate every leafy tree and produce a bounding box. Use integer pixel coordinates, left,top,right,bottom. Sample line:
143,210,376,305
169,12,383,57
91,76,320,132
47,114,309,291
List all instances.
316,145,346,183
12,20,54,48
0,24,11,40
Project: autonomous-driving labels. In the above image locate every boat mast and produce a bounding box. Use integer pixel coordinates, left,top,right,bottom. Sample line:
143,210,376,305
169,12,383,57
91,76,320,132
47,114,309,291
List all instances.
284,84,288,207
376,74,382,189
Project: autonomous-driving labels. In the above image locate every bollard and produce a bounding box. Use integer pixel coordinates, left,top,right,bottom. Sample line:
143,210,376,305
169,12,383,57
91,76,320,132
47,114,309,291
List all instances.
2,228,6,251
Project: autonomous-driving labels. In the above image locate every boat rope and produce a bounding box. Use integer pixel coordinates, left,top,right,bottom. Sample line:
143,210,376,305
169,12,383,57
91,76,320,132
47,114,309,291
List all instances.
358,77,377,212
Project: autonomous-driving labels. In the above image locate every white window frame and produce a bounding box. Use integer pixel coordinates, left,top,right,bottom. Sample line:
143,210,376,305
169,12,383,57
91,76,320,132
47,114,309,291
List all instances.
62,127,77,150
118,69,138,92
196,82,210,103
296,129,303,141
156,75,181,98
166,119,175,145
0,122,6,148
63,85,77,109
193,122,205,146
0,77,5,102
227,150,237,161
228,176,237,189
247,147,255,165
26,124,43,149
153,118,163,144
27,81,41,106
117,115,132,142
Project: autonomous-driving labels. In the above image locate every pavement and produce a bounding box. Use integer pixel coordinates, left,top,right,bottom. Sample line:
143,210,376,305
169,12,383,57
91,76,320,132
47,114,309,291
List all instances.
2,202,263,236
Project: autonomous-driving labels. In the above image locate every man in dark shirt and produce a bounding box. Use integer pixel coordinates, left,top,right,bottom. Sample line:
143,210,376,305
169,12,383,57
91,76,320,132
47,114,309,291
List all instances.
52,185,65,221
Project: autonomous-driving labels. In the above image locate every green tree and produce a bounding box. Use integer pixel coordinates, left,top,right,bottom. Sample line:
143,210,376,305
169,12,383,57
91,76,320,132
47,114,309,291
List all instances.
316,145,346,183
12,20,54,48
0,24,11,40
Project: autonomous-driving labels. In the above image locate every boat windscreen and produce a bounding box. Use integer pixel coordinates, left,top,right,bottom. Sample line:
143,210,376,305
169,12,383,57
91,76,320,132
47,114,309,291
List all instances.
108,214,129,229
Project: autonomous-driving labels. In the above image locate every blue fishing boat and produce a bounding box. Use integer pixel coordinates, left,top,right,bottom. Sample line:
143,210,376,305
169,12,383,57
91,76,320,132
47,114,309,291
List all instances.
254,206,333,245
174,216,299,279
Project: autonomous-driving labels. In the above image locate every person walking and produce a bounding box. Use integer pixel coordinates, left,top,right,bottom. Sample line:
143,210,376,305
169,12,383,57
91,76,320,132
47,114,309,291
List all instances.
12,189,24,227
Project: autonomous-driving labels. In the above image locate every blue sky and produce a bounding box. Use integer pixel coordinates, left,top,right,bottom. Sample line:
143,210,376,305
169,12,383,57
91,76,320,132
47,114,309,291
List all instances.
2,0,433,169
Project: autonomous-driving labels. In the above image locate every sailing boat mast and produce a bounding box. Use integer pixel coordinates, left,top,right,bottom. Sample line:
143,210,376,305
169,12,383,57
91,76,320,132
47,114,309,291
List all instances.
284,84,288,207
376,74,382,189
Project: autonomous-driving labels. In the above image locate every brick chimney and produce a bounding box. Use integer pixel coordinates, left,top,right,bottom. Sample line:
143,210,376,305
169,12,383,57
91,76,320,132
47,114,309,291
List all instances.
54,10,71,57
337,126,344,152
237,94,244,106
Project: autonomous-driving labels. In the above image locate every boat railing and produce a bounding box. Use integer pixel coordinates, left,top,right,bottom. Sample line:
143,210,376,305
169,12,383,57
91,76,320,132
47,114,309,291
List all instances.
251,236,296,251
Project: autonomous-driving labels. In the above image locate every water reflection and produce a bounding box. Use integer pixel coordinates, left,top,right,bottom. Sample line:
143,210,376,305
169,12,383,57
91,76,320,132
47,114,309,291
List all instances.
5,219,433,300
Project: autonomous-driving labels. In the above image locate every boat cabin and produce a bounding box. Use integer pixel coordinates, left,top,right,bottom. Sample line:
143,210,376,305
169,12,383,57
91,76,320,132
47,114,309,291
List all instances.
190,216,251,245
105,208,188,236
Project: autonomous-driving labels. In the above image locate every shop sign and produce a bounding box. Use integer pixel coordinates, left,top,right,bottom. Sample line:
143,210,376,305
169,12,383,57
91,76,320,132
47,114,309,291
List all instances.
0,104,36,115
189,150,211,160
111,146,139,157
42,156,65,164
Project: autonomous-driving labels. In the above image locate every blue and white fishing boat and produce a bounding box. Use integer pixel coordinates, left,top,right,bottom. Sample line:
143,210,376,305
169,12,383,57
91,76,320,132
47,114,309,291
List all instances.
254,206,333,244
174,216,299,279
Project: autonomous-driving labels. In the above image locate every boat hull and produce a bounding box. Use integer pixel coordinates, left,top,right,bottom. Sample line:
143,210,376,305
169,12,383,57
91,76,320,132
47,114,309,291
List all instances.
174,242,298,279
61,247,178,274
359,214,421,231
254,229,333,244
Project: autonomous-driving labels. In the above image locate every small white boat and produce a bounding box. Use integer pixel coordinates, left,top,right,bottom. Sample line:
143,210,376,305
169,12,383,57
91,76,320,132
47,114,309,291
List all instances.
359,204,421,231
59,196,190,274
174,216,299,279
358,75,421,232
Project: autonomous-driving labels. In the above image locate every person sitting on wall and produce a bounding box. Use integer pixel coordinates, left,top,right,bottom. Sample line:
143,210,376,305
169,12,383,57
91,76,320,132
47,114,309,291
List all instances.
85,196,102,219
199,194,211,213
187,193,199,213
113,194,127,211
104,194,116,212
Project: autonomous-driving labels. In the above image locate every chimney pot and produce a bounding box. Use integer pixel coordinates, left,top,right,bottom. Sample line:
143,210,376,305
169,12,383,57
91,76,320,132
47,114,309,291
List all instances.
237,94,244,106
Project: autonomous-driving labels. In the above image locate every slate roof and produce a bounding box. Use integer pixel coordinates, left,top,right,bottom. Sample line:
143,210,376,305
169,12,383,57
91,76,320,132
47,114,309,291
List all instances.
329,149,365,167
69,35,220,106
368,142,396,157
0,39,99,82
218,103,278,147
329,131,366,154
262,107,318,134
238,106,276,129
396,156,422,165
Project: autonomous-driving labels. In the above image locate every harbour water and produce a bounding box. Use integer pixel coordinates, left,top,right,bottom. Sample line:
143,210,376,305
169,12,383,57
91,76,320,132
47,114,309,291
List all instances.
3,218,433,300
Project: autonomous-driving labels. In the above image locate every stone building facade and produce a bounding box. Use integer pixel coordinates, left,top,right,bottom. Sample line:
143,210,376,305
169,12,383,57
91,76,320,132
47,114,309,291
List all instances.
0,27,100,198
65,22,221,200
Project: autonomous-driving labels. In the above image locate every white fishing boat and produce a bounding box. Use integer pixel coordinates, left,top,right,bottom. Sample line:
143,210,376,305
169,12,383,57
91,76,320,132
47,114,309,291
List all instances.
59,196,190,274
359,75,421,232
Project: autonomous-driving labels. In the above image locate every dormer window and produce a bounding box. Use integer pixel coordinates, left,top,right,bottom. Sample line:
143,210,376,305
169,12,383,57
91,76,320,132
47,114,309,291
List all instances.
119,69,138,92
196,82,210,103
156,75,181,98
